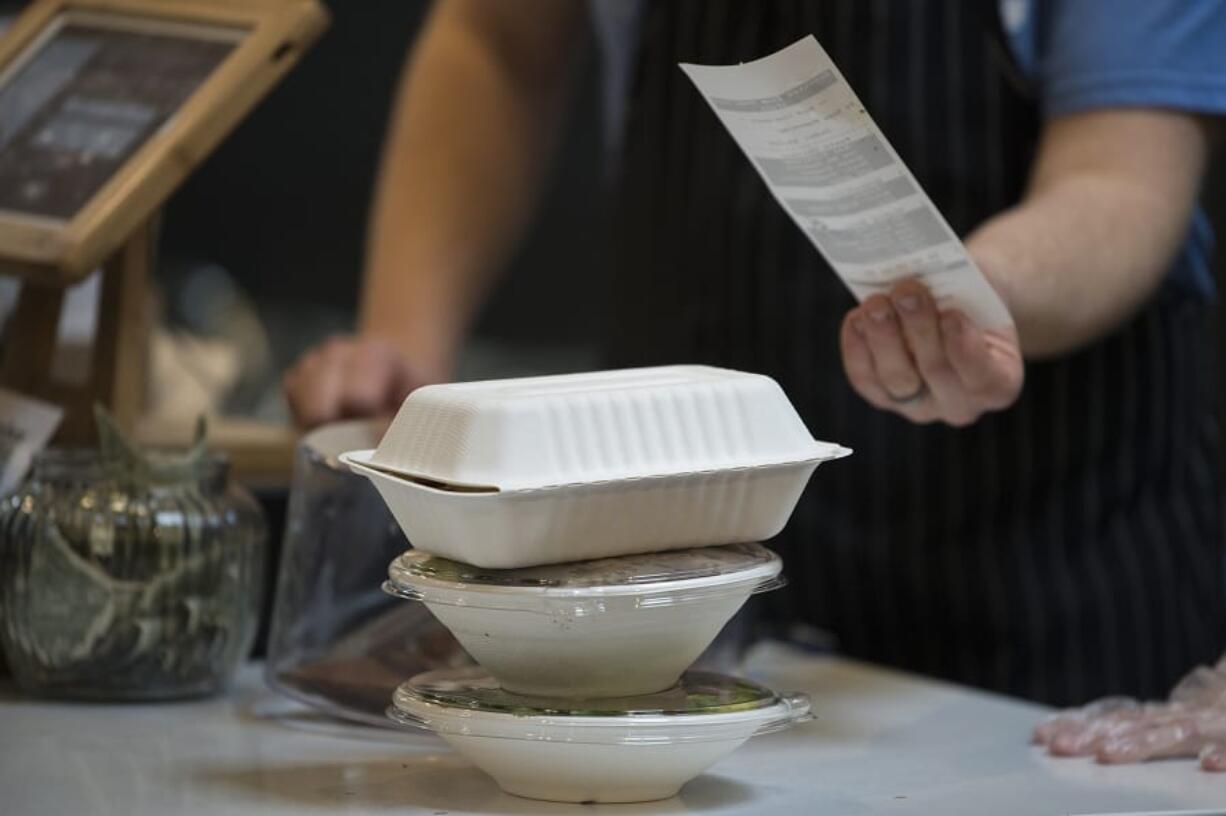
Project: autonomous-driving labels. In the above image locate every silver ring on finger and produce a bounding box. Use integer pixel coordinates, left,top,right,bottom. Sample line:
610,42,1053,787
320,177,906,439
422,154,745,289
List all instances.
887,383,928,404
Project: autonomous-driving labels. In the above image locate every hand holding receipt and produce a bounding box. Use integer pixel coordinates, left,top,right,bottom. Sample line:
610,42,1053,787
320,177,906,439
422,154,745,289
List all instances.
682,36,1023,425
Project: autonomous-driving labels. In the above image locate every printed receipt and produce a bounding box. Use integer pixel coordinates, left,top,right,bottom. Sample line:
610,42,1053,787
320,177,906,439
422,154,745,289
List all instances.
681,36,1013,329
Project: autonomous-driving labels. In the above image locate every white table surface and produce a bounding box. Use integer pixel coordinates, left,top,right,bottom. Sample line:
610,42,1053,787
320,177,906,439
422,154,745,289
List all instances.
2,645,1222,816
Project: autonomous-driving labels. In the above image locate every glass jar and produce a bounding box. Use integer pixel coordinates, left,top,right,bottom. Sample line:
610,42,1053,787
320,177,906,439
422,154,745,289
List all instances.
265,421,471,727
0,448,266,700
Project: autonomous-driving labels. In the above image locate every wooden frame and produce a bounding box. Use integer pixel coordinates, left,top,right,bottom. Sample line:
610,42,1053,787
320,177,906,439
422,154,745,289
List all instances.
0,0,325,448
0,0,328,283
1,217,157,442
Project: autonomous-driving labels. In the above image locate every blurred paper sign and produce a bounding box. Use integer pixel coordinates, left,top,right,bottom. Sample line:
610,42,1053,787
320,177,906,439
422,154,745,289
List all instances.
681,36,1013,329
0,387,62,493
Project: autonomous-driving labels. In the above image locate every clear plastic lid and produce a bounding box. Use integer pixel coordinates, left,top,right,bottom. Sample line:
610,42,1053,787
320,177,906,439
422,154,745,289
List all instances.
387,667,812,745
382,543,785,613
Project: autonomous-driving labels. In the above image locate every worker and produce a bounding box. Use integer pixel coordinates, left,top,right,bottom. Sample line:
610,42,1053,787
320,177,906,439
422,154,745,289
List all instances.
283,0,1226,737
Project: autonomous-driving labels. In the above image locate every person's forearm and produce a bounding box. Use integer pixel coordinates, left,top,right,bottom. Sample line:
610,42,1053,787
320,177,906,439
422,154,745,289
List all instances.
358,0,585,376
965,109,1209,358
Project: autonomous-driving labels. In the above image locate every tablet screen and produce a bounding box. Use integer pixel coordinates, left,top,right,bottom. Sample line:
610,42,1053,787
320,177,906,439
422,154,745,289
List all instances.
0,14,242,221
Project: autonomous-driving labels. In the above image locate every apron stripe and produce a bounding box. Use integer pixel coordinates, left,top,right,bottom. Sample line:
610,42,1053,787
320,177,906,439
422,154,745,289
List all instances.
1114,319,1155,696
944,0,969,230
1084,340,1125,694
1144,310,1182,686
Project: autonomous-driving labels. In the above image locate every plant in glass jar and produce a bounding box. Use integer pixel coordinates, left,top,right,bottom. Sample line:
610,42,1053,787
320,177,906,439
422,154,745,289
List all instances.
0,408,265,700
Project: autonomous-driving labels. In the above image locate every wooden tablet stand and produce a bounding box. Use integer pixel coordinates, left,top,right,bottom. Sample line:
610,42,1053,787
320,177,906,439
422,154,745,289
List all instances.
0,0,327,448
1,217,155,444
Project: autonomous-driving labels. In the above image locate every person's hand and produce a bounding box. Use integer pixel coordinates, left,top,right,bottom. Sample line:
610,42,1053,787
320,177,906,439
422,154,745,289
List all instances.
839,278,1023,426
1033,657,1226,771
283,335,437,429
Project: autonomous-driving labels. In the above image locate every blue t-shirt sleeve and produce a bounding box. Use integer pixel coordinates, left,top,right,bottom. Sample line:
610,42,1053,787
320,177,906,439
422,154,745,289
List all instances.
1002,0,1226,117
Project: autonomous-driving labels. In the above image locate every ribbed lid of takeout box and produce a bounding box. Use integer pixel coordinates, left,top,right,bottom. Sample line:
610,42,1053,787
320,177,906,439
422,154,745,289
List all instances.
366,365,849,492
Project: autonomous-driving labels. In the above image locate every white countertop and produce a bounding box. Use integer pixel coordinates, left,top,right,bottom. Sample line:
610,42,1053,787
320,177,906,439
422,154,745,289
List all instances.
2,645,1222,815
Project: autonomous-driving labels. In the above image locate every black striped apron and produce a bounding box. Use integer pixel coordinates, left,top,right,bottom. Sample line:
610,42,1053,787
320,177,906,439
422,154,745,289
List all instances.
606,0,1226,706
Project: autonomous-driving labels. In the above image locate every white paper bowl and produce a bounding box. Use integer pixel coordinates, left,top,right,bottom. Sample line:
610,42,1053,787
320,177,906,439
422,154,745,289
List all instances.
383,544,784,698
387,668,812,804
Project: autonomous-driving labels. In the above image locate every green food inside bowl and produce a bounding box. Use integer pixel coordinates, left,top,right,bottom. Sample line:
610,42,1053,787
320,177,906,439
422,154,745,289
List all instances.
402,667,777,717
396,542,777,590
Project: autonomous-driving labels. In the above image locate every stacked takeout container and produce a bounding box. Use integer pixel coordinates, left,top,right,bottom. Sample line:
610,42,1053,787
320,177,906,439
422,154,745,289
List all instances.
342,365,849,803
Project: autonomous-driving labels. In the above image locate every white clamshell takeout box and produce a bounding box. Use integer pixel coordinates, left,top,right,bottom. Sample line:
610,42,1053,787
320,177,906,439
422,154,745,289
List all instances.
340,365,850,568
